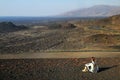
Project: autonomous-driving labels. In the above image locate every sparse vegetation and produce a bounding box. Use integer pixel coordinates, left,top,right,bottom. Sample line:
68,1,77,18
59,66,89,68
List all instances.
0,15,120,54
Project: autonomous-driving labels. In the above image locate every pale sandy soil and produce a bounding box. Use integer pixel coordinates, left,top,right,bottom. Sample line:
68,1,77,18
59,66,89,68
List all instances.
0,52,120,59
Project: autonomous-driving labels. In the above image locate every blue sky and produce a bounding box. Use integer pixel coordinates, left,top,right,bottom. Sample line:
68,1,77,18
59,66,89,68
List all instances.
0,0,120,16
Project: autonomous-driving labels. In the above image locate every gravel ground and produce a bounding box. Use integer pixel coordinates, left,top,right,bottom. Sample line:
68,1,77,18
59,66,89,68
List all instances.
0,58,120,80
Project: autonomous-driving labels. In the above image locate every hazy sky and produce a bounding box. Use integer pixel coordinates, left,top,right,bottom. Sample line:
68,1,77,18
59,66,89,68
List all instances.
0,0,120,16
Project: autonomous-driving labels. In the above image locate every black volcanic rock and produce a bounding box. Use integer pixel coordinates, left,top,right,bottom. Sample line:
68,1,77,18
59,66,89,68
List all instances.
0,22,27,33
61,23,77,29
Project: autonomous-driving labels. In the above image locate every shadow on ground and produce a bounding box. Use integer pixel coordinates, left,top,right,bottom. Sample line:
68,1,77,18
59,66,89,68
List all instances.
99,65,118,72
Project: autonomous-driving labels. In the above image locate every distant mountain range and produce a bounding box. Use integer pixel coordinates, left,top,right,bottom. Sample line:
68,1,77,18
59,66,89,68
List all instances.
60,5,120,17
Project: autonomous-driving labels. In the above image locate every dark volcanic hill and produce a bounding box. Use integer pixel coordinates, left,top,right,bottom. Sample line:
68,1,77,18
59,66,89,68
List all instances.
0,22,27,33
60,5,120,17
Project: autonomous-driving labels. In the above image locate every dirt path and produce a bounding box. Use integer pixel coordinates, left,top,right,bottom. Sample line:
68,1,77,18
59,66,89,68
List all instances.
0,52,120,59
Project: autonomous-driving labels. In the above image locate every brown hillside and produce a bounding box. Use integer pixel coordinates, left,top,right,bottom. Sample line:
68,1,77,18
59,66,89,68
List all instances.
98,14,120,29
85,34,120,46
110,14,120,25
